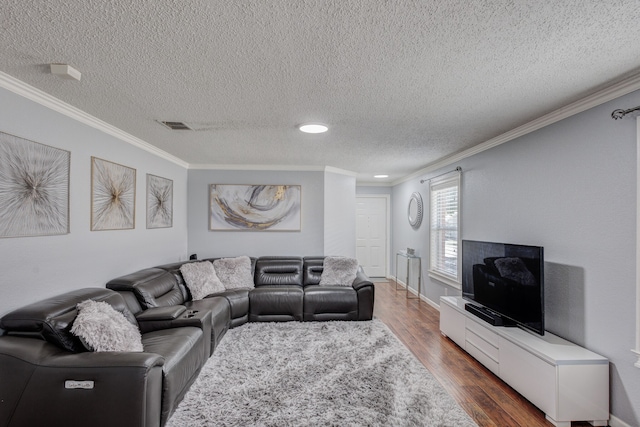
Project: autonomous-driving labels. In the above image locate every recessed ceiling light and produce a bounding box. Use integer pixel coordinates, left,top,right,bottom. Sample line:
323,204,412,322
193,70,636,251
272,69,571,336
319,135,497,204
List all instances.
298,123,328,134
374,174,389,179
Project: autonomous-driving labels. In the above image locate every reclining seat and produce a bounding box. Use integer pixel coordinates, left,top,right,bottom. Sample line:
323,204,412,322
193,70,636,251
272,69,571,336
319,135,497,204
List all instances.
250,257,304,322
158,258,257,329
303,256,375,321
106,267,230,355
0,288,205,427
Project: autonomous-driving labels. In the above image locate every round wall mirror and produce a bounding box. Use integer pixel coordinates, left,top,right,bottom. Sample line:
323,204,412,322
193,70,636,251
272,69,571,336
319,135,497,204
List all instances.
408,192,423,228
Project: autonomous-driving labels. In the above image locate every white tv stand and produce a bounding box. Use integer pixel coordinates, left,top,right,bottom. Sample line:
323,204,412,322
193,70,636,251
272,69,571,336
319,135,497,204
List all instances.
439,296,609,427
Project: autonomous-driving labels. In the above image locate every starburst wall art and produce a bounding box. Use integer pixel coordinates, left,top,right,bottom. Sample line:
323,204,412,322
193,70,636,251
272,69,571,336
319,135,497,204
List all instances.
146,174,173,229
91,157,136,231
0,131,70,238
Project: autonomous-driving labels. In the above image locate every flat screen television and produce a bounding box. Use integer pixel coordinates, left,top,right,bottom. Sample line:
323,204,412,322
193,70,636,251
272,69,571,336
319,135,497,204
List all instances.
461,240,545,335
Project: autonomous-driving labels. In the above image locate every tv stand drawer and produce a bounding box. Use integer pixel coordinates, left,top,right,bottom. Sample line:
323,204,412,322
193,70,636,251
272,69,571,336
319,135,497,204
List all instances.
466,316,499,347
466,337,499,374
465,318,500,374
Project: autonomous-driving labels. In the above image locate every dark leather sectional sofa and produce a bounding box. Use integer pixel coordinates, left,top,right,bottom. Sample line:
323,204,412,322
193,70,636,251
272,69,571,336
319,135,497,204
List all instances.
0,256,374,427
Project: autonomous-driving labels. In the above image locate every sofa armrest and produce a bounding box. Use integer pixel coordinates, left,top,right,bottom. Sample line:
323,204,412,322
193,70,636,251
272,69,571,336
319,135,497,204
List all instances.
135,305,210,335
352,267,375,320
135,305,187,322
0,336,164,427
0,335,164,368
352,267,374,291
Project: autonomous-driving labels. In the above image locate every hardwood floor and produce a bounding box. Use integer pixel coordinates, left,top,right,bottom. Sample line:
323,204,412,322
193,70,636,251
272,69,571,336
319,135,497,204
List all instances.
373,279,595,427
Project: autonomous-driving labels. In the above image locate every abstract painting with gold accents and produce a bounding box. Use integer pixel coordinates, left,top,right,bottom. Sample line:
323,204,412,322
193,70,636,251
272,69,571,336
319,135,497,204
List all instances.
209,184,301,231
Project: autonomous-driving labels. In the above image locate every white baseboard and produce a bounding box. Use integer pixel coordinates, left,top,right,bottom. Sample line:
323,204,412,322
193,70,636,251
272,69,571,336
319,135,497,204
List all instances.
609,414,632,427
384,276,439,310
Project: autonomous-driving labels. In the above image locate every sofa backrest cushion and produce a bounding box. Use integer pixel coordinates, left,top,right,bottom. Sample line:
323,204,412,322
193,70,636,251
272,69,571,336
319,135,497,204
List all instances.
254,257,303,287
303,257,325,286
155,261,194,301
106,268,184,309
0,288,136,353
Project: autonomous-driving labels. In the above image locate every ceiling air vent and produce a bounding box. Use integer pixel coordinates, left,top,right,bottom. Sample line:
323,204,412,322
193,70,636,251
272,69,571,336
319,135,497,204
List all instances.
159,121,192,130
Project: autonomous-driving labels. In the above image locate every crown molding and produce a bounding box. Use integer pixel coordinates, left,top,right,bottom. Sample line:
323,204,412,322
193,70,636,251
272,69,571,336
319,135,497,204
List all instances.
0,72,189,169
394,72,640,186
188,164,358,176
325,166,358,177
356,181,393,187
189,164,325,171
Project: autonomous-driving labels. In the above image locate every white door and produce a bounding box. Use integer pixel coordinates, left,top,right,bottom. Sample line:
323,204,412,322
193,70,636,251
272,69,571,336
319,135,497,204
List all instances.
356,195,388,277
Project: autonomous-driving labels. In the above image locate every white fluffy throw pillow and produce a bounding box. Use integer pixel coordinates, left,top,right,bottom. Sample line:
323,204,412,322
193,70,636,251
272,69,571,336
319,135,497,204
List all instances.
180,261,225,300
319,256,359,286
71,300,143,352
214,256,255,290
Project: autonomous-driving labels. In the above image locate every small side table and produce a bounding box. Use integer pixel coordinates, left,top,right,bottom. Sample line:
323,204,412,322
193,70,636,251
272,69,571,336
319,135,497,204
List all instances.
395,252,421,301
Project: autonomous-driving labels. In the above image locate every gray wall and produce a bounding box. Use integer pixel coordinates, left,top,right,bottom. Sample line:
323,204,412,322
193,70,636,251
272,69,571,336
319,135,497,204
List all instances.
0,87,189,316
356,185,393,196
324,171,357,257
187,169,325,257
391,181,429,294
391,89,640,425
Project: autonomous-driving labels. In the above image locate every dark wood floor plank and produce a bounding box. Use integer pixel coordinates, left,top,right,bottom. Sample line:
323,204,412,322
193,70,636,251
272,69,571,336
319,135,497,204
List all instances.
373,281,593,427
459,402,498,427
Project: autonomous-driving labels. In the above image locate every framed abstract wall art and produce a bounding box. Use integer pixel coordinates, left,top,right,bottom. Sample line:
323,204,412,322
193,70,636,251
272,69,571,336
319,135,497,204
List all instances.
146,174,173,229
0,131,70,238
209,184,301,231
91,157,136,231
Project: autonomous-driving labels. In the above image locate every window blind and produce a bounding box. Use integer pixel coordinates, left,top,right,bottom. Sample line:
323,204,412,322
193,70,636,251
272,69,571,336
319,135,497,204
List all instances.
429,175,460,285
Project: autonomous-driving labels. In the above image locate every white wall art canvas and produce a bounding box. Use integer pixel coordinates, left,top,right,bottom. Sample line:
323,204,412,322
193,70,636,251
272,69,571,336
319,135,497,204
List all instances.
146,174,173,229
91,157,136,231
0,131,70,238
210,184,301,231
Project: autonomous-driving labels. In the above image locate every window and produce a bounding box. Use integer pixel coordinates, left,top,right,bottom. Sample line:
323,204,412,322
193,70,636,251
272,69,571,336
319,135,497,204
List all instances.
428,173,461,288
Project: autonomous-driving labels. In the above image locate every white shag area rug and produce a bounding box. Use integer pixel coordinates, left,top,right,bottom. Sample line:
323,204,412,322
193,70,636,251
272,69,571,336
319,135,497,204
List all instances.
166,320,477,427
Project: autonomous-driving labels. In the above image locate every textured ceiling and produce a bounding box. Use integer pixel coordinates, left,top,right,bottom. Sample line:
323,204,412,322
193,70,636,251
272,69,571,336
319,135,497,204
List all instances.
2,1,640,183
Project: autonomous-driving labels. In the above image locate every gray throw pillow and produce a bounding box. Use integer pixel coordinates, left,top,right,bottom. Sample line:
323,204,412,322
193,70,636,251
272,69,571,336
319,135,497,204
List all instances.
71,300,143,352
319,256,359,286
180,261,225,300
214,256,255,290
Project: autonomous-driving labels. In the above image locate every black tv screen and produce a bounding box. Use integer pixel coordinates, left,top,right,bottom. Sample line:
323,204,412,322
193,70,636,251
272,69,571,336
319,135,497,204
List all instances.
461,240,544,335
